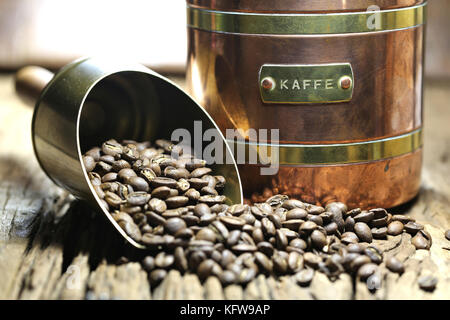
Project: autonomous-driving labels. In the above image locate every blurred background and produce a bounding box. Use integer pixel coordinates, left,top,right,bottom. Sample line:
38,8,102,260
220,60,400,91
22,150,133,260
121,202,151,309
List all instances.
0,0,449,79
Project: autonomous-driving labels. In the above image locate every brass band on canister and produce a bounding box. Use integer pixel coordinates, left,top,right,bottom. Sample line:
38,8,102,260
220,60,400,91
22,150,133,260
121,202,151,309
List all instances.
187,3,426,35
186,0,426,208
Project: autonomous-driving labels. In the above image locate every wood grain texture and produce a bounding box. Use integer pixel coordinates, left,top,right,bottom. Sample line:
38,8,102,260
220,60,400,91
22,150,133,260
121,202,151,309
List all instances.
0,74,449,300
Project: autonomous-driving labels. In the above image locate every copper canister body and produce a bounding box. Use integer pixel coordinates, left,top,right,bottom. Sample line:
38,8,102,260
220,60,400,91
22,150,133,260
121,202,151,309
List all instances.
186,0,426,209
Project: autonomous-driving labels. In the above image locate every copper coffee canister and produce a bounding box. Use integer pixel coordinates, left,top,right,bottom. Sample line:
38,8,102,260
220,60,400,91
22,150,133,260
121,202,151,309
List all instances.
186,0,426,209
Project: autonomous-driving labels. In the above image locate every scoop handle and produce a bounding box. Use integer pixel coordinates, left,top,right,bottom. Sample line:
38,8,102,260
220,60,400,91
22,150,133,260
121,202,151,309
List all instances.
15,66,54,107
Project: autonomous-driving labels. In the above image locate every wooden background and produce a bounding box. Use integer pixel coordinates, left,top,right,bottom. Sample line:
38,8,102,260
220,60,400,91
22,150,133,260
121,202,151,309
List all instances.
0,74,449,300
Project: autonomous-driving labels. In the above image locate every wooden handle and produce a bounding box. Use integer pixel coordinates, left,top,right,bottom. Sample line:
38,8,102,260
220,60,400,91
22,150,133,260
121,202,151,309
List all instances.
15,66,54,107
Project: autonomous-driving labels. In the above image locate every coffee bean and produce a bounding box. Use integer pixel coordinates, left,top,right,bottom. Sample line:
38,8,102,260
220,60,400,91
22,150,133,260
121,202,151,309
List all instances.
164,218,186,235
287,251,303,273
371,227,388,239
418,275,437,291
364,246,383,264
344,216,355,232
311,230,327,249
357,263,378,280
142,256,155,272
354,211,374,223
286,208,308,220
341,232,359,244
282,199,305,210
150,177,178,189
387,221,404,236
324,222,339,235
105,191,123,207
289,238,307,250
232,243,257,253
295,268,314,286
275,229,288,249
282,219,304,231
190,167,212,178
165,196,189,209
391,214,414,224
254,252,273,274
354,222,373,243
118,168,136,182
149,269,167,286
303,253,321,270
411,232,429,250
299,221,317,233
307,215,323,226
193,203,211,217
82,155,96,172
155,252,174,269
347,243,366,254
175,228,194,239
195,227,216,243
268,213,282,229
404,221,424,235
386,256,404,274
220,270,237,285
119,220,142,242
370,216,389,228
184,188,201,201
146,211,166,227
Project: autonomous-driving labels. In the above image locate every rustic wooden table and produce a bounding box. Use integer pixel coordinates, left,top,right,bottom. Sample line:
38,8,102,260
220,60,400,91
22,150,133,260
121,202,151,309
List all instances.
0,74,449,300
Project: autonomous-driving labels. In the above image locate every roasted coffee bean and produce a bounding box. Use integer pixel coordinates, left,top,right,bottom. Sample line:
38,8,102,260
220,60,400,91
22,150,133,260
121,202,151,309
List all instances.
239,212,256,225
142,256,155,272
128,176,149,192
354,211,374,224
299,221,317,233
200,186,218,196
289,238,307,250
364,246,383,264
282,219,304,231
286,208,308,220
188,178,209,190
232,243,257,253
272,254,288,274
347,243,366,254
345,216,355,232
139,167,157,184
102,140,123,157
105,191,123,208
307,215,323,226
118,220,141,242
295,268,314,286
118,168,136,182
210,221,229,241
150,186,170,199
199,213,216,226
101,172,118,183
404,221,424,235
193,203,211,217
251,228,264,244
257,241,274,257
304,252,322,269
198,195,226,205
226,230,241,247
386,256,404,274
85,147,101,161
275,229,288,249
173,247,188,272
287,251,303,273
196,227,217,243
190,167,212,178
254,252,273,274
281,199,305,210
411,232,429,250
387,221,404,236
174,227,194,239
370,216,389,228
151,177,178,189
164,218,187,235
214,176,226,191
350,255,372,273
354,222,373,243
165,196,189,209
324,222,339,235
155,252,175,269
370,208,388,219
149,269,167,286
83,155,96,172
311,230,327,249
184,188,201,201
391,214,414,224
220,216,246,229
261,218,276,236
268,213,282,229
220,270,237,285
357,263,378,280
371,227,388,239
341,232,360,244
418,275,438,291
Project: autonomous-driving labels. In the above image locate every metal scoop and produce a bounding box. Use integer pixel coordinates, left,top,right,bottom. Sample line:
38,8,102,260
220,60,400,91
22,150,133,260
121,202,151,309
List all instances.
15,57,243,249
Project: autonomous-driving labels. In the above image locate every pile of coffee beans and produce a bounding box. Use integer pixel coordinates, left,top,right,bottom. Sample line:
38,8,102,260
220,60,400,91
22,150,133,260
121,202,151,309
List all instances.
82,138,436,291
83,138,227,246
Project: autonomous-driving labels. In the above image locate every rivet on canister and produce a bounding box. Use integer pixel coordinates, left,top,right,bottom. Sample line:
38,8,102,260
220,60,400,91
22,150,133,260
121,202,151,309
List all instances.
261,77,275,91
339,76,352,90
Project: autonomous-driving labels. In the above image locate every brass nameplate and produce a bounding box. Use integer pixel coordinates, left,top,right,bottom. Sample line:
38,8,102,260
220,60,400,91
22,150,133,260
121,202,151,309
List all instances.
259,63,354,104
